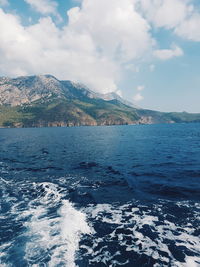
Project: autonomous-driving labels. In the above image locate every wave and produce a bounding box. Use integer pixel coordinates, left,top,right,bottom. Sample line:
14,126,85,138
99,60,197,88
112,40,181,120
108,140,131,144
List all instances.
0,181,92,267
80,202,200,267
0,178,199,267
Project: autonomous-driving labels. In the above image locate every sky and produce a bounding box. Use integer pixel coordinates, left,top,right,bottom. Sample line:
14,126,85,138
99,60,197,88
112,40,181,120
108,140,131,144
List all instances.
0,0,200,112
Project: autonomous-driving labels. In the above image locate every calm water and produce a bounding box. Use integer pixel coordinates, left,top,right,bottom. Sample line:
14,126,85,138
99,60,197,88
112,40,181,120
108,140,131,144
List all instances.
0,123,200,267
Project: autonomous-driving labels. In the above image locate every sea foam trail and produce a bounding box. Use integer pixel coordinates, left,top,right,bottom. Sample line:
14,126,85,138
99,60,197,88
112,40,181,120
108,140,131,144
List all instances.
1,178,199,267
18,183,92,267
81,203,200,267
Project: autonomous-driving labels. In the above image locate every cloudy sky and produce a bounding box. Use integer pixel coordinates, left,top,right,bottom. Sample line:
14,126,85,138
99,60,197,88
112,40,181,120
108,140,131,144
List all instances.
0,0,200,112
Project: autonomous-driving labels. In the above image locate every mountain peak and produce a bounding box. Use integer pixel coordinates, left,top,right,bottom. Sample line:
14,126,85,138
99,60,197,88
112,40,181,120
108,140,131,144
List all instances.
0,74,137,108
0,75,64,106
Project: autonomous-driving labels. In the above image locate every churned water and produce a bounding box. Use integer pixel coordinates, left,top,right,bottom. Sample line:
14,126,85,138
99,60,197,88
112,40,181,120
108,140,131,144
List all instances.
0,123,200,267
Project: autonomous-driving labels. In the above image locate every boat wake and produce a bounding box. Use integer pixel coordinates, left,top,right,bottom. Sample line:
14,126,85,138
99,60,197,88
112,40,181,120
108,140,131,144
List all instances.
0,180,92,267
0,178,199,267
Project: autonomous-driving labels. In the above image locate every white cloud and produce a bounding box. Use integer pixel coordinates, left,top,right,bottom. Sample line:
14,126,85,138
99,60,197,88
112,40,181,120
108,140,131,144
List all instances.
125,63,140,73
175,13,200,41
139,0,193,29
0,0,9,6
0,10,119,92
24,0,60,20
67,0,153,62
133,93,144,102
137,85,144,91
139,0,200,43
2,0,198,95
0,0,154,94
153,45,183,60
0,9,119,93
133,85,145,102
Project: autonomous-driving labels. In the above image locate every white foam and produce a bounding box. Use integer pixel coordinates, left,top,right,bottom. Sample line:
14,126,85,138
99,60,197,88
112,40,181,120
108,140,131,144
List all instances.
184,257,200,267
49,200,91,267
0,177,10,184
19,182,92,267
0,242,12,265
82,202,200,267
1,180,199,267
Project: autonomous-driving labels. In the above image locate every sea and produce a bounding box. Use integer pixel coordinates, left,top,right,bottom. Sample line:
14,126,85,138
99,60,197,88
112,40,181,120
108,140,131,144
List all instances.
0,123,199,267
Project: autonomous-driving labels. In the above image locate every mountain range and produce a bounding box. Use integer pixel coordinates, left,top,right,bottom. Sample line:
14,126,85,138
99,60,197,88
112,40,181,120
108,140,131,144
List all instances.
0,75,200,128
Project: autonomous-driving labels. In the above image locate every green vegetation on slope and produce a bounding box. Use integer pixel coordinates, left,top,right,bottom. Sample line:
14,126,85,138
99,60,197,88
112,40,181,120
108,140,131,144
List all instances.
1,96,200,128
0,98,140,127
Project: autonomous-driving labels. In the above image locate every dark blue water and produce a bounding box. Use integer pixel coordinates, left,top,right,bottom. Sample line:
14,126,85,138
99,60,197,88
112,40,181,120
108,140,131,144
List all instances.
0,123,200,267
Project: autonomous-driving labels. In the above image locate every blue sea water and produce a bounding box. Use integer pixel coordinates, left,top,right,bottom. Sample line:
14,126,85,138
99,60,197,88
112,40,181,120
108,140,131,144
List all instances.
0,123,199,267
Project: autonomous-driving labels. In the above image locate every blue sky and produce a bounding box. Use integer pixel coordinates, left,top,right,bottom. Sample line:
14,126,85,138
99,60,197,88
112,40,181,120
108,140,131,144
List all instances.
0,0,200,112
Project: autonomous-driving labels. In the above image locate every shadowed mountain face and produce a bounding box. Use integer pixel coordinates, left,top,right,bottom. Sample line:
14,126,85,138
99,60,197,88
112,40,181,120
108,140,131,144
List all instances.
0,75,200,127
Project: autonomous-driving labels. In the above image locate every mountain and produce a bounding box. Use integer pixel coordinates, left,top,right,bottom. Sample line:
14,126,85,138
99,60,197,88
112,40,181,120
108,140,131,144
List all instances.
99,92,140,109
0,75,200,128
